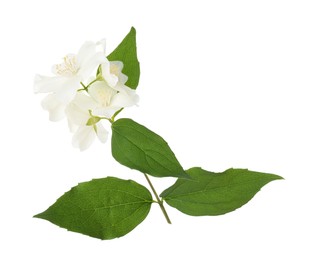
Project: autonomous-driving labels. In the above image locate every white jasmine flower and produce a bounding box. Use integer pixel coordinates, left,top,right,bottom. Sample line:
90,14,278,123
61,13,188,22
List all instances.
34,39,139,151
66,93,108,151
34,41,106,104
89,61,139,118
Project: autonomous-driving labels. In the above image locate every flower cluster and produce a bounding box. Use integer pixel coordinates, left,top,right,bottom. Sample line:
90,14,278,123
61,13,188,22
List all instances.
34,41,138,150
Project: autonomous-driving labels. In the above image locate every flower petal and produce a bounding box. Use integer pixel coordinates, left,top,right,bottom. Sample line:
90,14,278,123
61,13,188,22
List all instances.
34,75,67,93
77,42,106,79
76,42,98,66
34,74,81,104
88,81,117,107
79,53,106,80
72,126,96,151
65,93,92,126
96,39,106,53
41,94,66,121
110,61,124,72
109,61,128,86
72,92,98,111
101,62,118,87
95,123,108,143
110,88,139,108
55,78,81,104
92,106,118,118
118,73,128,85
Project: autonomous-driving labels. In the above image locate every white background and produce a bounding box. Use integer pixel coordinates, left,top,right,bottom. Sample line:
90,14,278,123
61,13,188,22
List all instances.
1,0,313,259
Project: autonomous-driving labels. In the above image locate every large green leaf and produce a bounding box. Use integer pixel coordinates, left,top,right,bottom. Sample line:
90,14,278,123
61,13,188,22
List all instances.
111,118,188,178
107,27,140,89
161,167,283,216
34,177,153,240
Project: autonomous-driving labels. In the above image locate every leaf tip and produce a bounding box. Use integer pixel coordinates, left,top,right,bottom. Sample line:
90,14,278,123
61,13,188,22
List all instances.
33,212,44,219
273,174,284,181
130,26,136,34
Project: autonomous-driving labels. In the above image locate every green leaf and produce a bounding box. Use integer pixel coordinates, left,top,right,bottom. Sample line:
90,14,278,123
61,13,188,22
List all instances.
34,177,153,240
111,118,188,179
161,167,283,216
107,27,140,89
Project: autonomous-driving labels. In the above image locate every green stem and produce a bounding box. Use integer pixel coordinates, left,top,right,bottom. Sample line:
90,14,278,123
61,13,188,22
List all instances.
86,78,98,88
78,82,89,92
143,173,172,224
109,108,124,123
78,79,99,92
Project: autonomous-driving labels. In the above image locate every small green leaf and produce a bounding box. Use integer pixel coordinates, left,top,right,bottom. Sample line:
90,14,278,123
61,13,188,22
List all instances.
161,167,283,216
107,27,140,89
111,118,188,179
34,177,153,240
